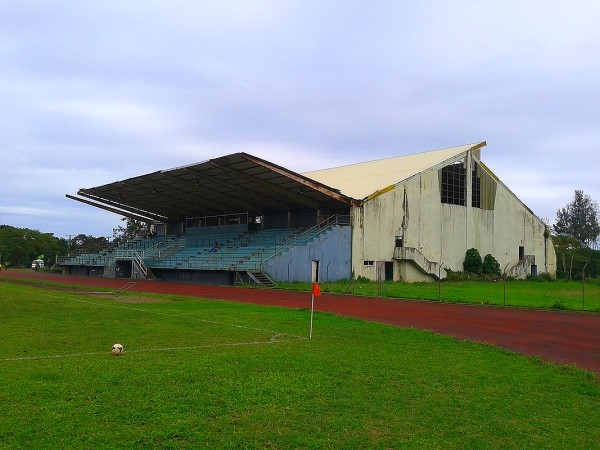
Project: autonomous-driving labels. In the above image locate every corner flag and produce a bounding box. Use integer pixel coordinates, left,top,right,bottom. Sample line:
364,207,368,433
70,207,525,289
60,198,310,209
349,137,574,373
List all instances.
312,283,321,296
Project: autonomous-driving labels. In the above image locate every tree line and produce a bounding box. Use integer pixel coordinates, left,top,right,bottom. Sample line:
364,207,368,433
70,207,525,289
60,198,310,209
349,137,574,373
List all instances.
0,218,140,269
551,190,600,279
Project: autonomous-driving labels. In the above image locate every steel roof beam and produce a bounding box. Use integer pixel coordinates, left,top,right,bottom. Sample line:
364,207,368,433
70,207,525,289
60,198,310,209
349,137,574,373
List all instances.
210,160,321,210
163,168,260,210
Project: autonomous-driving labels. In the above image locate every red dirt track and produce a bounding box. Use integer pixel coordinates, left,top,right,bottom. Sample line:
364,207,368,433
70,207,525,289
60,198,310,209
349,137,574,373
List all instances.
3,270,599,375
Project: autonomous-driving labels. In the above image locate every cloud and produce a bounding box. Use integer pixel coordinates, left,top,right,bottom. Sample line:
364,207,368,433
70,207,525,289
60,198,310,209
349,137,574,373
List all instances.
0,206,58,217
0,0,599,237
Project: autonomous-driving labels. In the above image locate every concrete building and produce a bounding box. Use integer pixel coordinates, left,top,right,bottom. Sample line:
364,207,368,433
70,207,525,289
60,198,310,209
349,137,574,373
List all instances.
305,141,556,281
63,141,556,284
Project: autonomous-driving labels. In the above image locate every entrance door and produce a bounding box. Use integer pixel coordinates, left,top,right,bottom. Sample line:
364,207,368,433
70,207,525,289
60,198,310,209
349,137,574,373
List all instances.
385,261,393,281
311,260,320,283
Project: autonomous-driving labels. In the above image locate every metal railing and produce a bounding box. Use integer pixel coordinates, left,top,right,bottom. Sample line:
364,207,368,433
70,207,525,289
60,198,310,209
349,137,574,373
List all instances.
113,250,148,278
56,254,112,266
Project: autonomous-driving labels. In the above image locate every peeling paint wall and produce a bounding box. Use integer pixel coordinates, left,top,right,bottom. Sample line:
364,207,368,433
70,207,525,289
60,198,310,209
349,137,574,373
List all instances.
351,150,556,282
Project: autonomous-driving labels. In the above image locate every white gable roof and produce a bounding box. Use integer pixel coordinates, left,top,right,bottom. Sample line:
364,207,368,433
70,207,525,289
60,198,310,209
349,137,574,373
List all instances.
303,142,486,200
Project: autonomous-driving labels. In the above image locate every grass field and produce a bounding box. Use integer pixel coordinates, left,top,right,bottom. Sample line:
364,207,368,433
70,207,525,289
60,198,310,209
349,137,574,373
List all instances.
1,280,599,449
276,279,600,312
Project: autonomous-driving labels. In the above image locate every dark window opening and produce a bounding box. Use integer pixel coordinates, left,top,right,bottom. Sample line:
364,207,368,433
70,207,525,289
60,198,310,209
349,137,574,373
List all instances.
441,162,466,206
472,169,481,208
519,246,525,261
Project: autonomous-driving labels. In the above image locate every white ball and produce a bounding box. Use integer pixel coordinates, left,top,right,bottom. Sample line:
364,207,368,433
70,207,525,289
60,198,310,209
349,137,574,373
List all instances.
111,343,124,356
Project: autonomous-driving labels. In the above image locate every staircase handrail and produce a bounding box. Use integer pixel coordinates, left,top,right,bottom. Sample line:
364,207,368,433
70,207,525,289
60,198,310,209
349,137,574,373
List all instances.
394,247,440,278
245,214,350,269
113,249,148,277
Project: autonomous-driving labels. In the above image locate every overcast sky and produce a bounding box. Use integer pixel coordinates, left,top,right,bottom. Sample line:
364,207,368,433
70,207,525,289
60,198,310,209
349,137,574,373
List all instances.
1,1,599,239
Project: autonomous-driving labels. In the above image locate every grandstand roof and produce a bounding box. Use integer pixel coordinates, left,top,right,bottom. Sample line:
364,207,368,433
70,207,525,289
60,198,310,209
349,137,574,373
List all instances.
67,142,486,223
68,153,359,223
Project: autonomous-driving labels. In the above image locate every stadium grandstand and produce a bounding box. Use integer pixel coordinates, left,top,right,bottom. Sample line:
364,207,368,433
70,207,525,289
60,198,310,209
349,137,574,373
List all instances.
59,142,556,285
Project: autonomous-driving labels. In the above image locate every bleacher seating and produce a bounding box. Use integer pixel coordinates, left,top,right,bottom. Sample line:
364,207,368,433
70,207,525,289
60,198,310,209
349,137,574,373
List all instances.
57,223,331,274
146,226,301,271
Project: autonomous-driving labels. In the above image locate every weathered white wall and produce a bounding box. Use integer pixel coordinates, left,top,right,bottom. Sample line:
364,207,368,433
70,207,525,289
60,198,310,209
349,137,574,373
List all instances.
351,150,556,282
398,261,434,283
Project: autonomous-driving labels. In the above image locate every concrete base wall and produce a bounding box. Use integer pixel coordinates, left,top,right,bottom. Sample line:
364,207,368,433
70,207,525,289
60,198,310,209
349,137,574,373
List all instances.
152,269,233,285
264,225,352,282
398,261,435,283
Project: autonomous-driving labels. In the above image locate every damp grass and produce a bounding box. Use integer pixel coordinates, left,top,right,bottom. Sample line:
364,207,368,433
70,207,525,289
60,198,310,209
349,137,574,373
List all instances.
0,281,599,449
276,279,600,312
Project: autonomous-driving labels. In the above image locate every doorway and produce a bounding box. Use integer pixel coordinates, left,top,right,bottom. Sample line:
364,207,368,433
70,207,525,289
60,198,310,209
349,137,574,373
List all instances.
385,261,393,281
311,260,320,283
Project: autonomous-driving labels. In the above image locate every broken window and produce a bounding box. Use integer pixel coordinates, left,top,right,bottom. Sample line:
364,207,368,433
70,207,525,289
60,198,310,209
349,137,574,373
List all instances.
440,160,466,206
440,159,497,209
472,161,497,210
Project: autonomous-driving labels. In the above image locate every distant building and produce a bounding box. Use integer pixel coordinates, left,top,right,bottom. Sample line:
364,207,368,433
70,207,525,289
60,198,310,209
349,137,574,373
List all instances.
62,142,555,284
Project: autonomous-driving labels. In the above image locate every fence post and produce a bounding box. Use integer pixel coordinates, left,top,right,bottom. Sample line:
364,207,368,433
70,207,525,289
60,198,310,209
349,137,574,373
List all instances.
582,263,587,310
503,262,510,306
438,263,444,301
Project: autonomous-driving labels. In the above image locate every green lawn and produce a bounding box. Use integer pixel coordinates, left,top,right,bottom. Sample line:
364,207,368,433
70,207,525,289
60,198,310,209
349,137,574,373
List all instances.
0,280,598,449
276,278,600,312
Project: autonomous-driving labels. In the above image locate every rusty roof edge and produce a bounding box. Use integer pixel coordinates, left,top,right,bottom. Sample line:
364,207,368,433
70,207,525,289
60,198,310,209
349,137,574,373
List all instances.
240,153,361,207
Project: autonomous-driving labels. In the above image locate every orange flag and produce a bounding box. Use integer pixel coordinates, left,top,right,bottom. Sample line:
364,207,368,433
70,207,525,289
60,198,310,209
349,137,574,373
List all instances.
312,283,321,296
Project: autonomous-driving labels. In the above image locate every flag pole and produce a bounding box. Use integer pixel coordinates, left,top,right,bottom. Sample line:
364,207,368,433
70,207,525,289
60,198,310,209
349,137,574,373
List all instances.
309,282,320,339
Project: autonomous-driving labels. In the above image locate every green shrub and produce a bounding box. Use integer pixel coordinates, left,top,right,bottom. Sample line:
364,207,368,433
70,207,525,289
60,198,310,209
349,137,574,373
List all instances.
463,248,483,275
482,254,501,277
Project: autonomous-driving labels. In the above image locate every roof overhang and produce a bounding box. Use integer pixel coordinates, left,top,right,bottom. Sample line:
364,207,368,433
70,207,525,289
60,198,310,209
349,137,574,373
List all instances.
68,153,360,223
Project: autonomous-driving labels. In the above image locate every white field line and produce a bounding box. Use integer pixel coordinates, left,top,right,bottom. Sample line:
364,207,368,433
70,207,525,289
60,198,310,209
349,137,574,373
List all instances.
2,334,295,362
36,291,307,341
2,290,307,363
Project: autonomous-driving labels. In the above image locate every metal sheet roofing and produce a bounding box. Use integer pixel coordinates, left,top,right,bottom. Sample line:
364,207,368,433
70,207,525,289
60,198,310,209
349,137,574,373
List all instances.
68,142,486,222
302,142,486,199
70,152,358,222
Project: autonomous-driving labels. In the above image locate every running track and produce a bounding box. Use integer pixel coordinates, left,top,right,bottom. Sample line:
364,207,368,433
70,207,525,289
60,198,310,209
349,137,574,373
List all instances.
3,270,599,375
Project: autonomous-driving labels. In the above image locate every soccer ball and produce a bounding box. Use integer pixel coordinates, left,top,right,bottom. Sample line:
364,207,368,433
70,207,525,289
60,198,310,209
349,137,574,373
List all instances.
111,343,124,356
